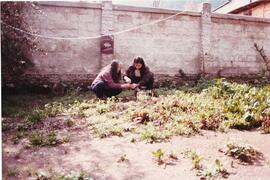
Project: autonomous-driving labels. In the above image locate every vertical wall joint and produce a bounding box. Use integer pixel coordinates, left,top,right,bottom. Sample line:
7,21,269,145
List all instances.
101,0,114,68
200,3,212,76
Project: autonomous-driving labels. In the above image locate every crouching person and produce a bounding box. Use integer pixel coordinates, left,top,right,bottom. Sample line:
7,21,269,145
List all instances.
90,60,131,98
125,56,154,90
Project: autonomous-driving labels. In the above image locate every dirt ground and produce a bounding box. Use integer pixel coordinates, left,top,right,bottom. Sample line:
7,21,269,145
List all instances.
3,118,270,180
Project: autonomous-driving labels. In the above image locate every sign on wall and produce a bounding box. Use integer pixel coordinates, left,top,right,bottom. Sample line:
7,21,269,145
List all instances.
101,35,114,54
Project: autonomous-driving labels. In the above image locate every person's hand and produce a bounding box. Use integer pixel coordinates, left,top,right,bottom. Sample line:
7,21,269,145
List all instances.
121,83,132,89
131,83,139,89
124,76,131,84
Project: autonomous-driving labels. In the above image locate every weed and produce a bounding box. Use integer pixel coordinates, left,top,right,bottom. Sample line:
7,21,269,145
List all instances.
152,148,165,165
54,170,93,180
12,131,25,144
169,152,178,160
261,114,270,133
223,141,262,164
6,167,19,177
200,112,223,131
198,159,230,179
117,154,128,163
44,101,64,117
2,122,10,132
132,111,150,123
66,117,74,127
184,150,203,169
94,123,124,138
28,131,62,147
28,131,44,146
27,109,44,123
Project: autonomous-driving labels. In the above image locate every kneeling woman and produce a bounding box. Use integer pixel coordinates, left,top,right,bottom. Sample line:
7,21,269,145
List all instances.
126,56,154,90
90,60,131,98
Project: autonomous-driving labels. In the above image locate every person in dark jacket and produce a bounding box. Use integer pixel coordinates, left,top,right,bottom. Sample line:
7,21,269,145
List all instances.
125,56,154,90
90,60,132,98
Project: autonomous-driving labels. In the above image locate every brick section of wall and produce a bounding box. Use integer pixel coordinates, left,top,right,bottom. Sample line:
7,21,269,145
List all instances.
18,1,270,86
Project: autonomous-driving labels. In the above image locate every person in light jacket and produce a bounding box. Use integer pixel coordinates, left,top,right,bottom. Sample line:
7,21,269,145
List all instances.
90,60,132,98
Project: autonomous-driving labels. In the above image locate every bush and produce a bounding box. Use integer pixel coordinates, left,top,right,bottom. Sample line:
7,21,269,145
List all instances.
27,109,44,123
1,2,41,84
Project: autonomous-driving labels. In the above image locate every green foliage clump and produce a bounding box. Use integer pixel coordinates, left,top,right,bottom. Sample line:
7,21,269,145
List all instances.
198,159,230,179
184,150,203,169
28,131,62,147
222,141,262,164
206,79,270,130
44,102,64,117
26,109,44,123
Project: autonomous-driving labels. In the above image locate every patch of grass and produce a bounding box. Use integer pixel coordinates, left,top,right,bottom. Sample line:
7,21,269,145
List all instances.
6,167,19,177
28,131,62,147
44,101,64,117
54,170,93,180
94,122,124,138
2,94,52,118
3,79,269,144
27,109,45,123
12,131,25,144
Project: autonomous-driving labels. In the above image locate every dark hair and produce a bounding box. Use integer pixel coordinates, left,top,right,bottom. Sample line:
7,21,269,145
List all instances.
110,60,121,83
133,56,146,73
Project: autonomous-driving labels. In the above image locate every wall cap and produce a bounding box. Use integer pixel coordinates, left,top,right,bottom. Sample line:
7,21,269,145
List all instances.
212,13,270,23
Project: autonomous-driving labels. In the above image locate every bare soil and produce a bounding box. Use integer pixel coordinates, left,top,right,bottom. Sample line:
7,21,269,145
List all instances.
3,117,270,180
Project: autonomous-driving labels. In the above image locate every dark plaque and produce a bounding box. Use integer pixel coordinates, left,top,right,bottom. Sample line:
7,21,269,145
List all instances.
101,35,114,54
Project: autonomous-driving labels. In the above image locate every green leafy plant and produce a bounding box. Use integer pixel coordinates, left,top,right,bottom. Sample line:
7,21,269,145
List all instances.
152,148,165,165
223,142,262,164
198,159,229,179
44,102,64,117
184,150,203,169
28,131,62,147
27,109,44,123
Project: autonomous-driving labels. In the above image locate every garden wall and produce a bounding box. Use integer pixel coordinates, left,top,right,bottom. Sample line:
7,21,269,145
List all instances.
17,1,270,85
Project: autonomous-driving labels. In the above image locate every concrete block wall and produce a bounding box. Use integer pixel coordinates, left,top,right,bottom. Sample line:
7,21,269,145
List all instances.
112,6,201,75
20,1,270,85
208,14,270,76
26,2,102,80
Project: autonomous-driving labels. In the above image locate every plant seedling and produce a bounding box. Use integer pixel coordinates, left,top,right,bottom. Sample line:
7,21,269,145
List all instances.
152,148,165,165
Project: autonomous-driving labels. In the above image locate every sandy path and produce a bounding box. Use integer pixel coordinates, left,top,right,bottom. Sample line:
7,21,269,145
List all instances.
3,129,270,180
